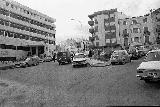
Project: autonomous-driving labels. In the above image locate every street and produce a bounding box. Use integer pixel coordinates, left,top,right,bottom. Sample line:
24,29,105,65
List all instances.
0,58,160,106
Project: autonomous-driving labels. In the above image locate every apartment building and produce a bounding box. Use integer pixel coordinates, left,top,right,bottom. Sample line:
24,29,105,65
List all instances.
88,8,128,48
119,14,155,49
0,0,56,61
151,8,160,44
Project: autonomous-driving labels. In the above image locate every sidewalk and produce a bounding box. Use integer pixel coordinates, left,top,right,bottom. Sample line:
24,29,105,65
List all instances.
0,61,20,70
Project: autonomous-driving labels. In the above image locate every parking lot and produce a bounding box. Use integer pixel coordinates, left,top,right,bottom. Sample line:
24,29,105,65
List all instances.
0,57,160,106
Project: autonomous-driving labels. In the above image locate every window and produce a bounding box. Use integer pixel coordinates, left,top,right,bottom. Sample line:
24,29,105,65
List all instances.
0,19,5,25
9,32,14,37
5,45,16,50
123,21,127,25
14,33,19,38
96,42,99,46
123,29,128,34
134,37,139,42
0,44,5,49
144,27,148,33
0,8,9,16
0,29,4,36
95,36,99,40
5,20,9,26
146,51,160,61
94,26,98,32
110,17,115,22
95,19,98,24
53,41,55,45
143,18,147,23
133,28,140,33
132,20,137,24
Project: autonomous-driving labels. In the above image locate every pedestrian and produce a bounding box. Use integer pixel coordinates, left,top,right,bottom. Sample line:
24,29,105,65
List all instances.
88,50,93,58
52,53,56,62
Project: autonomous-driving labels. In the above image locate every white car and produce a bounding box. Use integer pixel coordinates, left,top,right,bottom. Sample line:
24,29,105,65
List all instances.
72,53,89,67
17,56,40,67
136,49,160,83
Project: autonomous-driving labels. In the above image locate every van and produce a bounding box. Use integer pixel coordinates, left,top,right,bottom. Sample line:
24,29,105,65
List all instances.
57,52,72,65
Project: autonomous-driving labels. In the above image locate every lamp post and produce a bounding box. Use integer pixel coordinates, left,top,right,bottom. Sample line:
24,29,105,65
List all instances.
71,18,85,51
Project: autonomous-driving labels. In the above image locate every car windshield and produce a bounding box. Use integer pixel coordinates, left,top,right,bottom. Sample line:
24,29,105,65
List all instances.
145,51,160,61
112,51,122,56
25,57,30,61
74,54,85,58
58,52,67,57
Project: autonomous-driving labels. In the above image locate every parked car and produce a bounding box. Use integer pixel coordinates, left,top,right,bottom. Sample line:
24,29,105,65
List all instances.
137,46,150,58
110,50,131,65
57,52,72,65
72,53,89,67
18,55,40,67
43,56,53,62
128,48,139,60
136,49,160,83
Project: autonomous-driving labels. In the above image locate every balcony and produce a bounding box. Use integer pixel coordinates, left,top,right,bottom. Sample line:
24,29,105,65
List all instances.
144,31,150,35
89,28,94,34
89,36,95,42
88,20,94,26
123,33,129,38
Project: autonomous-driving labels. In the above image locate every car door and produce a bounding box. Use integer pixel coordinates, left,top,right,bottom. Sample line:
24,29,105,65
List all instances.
28,57,32,65
121,51,126,62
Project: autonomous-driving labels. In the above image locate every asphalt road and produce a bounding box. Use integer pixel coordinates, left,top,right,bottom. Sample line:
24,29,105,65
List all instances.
0,58,160,106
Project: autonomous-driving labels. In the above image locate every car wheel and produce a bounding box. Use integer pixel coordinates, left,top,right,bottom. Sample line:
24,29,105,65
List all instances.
111,62,115,65
121,60,125,65
86,63,90,67
26,63,29,67
73,65,76,68
68,60,71,64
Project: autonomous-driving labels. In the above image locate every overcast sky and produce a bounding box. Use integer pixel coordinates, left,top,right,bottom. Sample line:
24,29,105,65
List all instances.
14,0,160,44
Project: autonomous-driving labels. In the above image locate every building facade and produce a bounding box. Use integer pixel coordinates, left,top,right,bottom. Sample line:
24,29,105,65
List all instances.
88,8,128,48
0,0,56,61
151,8,160,44
119,14,155,49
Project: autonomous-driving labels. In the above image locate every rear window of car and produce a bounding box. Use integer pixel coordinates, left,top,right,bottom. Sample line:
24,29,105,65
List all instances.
58,52,66,56
74,54,85,58
112,51,122,56
146,51,160,61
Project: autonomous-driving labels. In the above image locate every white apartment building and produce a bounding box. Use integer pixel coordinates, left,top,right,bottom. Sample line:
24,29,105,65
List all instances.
88,8,128,48
151,8,160,44
119,14,155,49
0,0,56,61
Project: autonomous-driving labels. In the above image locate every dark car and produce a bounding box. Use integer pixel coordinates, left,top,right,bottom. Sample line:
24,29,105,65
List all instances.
136,49,160,83
129,48,139,60
57,52,72,65
110,50,131,65
16,55,40,68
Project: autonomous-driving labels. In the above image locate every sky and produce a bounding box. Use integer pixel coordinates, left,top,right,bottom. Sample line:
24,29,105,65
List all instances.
14,0,160,44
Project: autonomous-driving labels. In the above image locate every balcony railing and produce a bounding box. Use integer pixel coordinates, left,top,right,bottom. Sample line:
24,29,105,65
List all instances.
89,36,95,42
89,28,94,34
88,20,94,26
123,33,129,38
